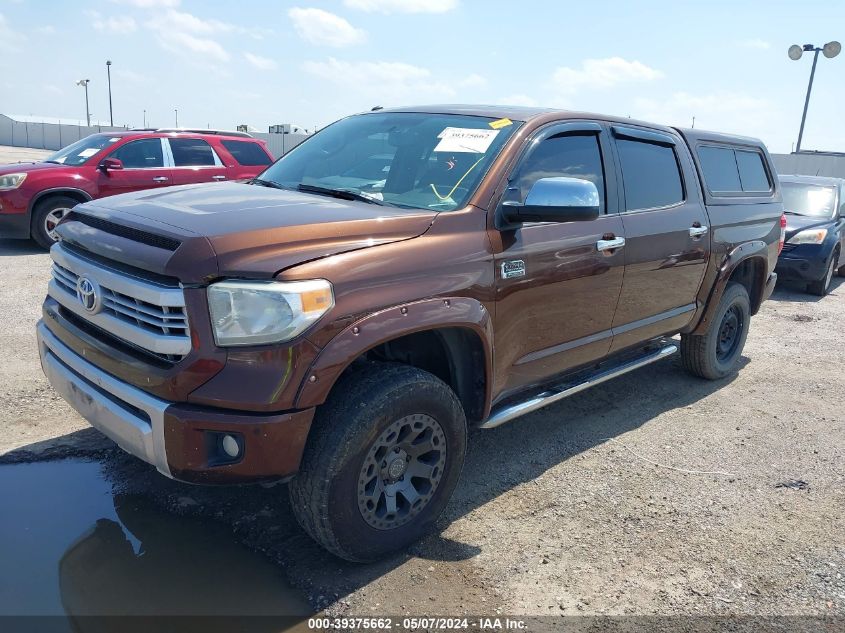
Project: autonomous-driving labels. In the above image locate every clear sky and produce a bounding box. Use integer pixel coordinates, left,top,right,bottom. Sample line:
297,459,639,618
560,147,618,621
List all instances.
1,0,842,153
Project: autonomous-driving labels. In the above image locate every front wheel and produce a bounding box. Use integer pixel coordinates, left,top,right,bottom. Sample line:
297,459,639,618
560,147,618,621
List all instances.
807,250,838,296
288,363,467,562
31,196,77,249
681,282,751,380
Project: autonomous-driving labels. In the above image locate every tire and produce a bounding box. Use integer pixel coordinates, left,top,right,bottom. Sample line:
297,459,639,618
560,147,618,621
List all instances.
807,250,838,296
288,363,467,562
681,282,751,380
31,195,78,249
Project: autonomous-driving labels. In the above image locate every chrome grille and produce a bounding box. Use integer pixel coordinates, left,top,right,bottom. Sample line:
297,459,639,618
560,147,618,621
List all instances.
48,244,191,361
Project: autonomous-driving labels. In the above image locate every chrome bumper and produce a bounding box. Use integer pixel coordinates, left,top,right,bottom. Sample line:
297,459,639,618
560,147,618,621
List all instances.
37,321,173,477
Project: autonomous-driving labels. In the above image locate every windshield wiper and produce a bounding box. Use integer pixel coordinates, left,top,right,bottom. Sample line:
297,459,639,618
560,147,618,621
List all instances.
251,178,290,190
297,183,386,206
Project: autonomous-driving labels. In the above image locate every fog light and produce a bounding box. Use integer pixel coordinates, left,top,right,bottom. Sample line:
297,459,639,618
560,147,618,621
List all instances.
221,434,240,458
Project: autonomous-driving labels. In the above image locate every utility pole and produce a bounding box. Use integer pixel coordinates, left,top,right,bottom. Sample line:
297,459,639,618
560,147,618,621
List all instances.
76,79,91,126
106,60,114,126
788,41,841,152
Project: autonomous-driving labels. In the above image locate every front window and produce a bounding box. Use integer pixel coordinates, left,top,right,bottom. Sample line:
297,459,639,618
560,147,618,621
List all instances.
108,138,164,168
256,112,521,211
781,182,837,218
45,134,120,166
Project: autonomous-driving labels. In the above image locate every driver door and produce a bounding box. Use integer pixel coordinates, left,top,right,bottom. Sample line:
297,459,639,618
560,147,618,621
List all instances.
97,138,173,197
490,122,626,398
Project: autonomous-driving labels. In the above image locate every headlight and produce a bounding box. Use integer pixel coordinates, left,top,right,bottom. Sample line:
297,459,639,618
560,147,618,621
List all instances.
787,228,828,245
207,279,333,346
0,173,27,190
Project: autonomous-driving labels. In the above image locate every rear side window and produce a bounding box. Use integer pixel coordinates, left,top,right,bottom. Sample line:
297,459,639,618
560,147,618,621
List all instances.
697,145,771,194
735,150,770,192
169,138,217,167
616,139,683,211
109,138,164,169
697,146,741,192
221,140,272,166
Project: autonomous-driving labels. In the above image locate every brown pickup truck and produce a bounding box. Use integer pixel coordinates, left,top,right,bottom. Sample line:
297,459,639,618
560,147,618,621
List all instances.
38,105,784,561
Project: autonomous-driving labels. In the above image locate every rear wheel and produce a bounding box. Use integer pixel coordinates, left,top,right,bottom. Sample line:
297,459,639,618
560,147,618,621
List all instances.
31,196,77,249
807,250,838,296
288,363,467,562
681,282,751,380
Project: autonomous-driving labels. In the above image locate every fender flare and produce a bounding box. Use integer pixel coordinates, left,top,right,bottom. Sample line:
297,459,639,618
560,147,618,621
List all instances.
692,240,769,335
295,296,494,417
27,187,93,218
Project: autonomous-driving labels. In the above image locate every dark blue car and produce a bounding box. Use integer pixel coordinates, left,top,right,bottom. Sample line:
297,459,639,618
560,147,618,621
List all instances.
776,175,845,295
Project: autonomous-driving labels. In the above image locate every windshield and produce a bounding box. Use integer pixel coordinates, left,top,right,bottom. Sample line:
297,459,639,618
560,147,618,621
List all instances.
256,112,521,211
46,134,120,166
781,182,837,218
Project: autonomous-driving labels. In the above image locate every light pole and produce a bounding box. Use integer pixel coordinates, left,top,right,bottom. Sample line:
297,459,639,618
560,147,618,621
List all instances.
76,79,91,127
788,41,841,152
143,109,146,127
106,60,114,126
175,108,178,126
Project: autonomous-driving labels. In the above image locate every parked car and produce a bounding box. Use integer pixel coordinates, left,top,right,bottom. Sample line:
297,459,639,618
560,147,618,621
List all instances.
0,128,273,248
37,105,784,561
776,174,845,295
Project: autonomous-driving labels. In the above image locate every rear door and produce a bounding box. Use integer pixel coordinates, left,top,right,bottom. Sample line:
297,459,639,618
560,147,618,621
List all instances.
490,121,626,397
96,138,173,197
608,126,710,353
166,137,229,185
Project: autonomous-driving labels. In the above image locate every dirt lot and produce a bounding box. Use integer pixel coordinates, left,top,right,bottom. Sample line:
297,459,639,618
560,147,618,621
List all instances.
0,209,843,616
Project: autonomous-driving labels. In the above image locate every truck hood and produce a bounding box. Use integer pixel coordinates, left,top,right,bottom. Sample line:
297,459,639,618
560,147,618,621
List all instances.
58,182,437,282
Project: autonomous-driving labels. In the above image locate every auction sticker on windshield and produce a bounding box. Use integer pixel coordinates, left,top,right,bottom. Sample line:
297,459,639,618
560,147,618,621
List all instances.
434,128,499,153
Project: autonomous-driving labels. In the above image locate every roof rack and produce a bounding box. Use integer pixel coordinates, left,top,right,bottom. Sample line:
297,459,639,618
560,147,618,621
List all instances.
129,127,253,138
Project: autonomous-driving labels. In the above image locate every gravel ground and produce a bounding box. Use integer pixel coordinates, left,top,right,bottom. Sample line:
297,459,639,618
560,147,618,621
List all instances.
0,160,842,615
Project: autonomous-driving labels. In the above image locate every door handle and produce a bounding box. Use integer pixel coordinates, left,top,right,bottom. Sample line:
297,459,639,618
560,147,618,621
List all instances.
212,175,227,181
152,176,169,182
689,224,709,238
596,237,625,252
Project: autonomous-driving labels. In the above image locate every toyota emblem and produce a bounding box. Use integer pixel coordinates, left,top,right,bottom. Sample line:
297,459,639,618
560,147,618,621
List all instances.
76,276,101,313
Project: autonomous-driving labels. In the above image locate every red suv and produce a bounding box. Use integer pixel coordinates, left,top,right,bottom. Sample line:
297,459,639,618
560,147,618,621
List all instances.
0,129,273,248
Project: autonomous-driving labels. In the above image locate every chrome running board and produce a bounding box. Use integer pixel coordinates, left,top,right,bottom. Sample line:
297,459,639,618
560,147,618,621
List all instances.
480,342,678,429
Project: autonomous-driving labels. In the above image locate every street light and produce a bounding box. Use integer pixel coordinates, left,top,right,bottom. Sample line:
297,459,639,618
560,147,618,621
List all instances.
76,79,91,127
106,60,114,127
788,41,841,152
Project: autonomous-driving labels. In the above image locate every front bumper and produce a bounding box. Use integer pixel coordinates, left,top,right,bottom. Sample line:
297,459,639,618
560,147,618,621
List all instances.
0,208,29,239
776,244,832,282
37,321,315,484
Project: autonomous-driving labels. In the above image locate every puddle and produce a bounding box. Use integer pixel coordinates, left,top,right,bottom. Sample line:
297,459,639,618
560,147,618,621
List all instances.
0,459,313,630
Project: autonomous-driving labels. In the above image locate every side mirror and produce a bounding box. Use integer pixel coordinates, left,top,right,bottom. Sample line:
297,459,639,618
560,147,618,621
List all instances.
98,157,123,171
501,177,600,225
